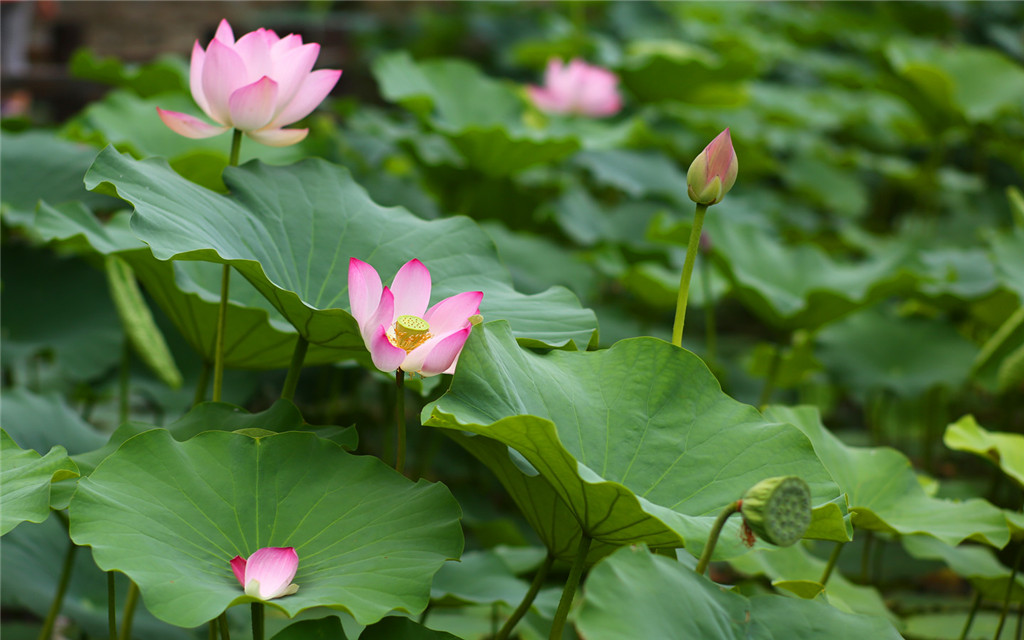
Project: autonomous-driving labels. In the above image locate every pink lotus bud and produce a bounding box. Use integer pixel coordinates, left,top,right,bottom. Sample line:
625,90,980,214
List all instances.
347,258,483,376
527,58,622,118
230,547,299,600
157,19,342,147
687,128,738,206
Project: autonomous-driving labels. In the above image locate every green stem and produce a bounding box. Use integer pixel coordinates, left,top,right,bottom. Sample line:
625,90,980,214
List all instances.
995,544,1024,640
700,247,717,368
495,554,555,640
671,203,708,347
109,573,118,640
212,264,231,402
758,345,782,410
860,531,874,584
218,612,231,640
37,535,78,640
958,591,982,640
193,360,212,406
209,622,217,640
229,128,242,167
119,339,131,425
820,542,845,586
695,500,741,575
395,370,406,474
119,581,140,640
251,602,264,640
280,336,309,401
550,535,592,640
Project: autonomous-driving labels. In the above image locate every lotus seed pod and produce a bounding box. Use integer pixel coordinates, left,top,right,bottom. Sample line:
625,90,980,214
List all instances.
740,476,811,547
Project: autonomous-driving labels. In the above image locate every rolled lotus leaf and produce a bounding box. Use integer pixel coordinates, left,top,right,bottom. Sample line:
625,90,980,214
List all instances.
741,476,812,547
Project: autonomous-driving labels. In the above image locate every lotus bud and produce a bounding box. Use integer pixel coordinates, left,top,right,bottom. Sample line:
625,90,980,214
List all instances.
687,128,738,206
230,547,299,600
739,476,811,547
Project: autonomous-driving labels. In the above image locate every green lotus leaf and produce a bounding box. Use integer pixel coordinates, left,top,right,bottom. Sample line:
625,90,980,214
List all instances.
372,52,580,176
1,388,107,456
576,545,902,639
69,429,462,627
901,534,1024,602
573,150,688,203
972,306,1024,393
68,49,188,97
269,617,346,640
765,406,1010,547
1,430,79,535
426,322,847,564
620,39,755,105
944,416,1024,488
360,617,463,640
990,228,1024,300
85,147,597,352
430,550,531,607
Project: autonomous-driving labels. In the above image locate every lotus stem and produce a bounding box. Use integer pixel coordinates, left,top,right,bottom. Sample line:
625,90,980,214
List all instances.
219,612,231,640
193,360,211,406
229,128,242,167
820,541,845,586
118,581,139,640
213,130,242,403
671,203,708,347
251,602,264,640
209,621,217,640
495,553,555,640
109,573,117,640
995,543,1024,640
119,340,131,425
696,500,741,575
957,590,981,640
37,533,77,640
395,370,407,474
280,336,309,401
549,534,592,640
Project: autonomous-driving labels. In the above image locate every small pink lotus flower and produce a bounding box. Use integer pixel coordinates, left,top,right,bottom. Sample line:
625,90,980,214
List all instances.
527,58,622,118
686,128,738,206
230,547,299,600
157,19,342,147
348,258,483,377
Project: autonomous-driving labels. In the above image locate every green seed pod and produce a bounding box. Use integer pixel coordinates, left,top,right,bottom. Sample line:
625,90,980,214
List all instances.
740,476,811,547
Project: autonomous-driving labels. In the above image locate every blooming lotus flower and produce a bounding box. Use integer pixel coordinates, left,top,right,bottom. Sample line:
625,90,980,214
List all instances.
157,19,342,147
348,258,483,376
527,58,622,118
230,547,299,600
686,128,738,206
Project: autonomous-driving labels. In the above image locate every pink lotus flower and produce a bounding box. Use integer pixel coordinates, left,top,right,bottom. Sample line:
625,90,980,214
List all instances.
686,128,738,206
230,547,299,600
527,58,622,118
348,258,483,377
157,19,342,147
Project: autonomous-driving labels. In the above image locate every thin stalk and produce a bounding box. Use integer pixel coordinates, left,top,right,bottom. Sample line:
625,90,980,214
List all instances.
758,345,782,410
495,553,555,640
37,536,78,640
958,591,982,640
212,130,242,403
280,336,309,401
860,531,875,584
109,573,118,640
491,603,501,638
671,203,708,347
209,622,217,640
218,612,231,640
395,370,406,474
1016,600,1023,640
699,248,717,368
193,360,212,406
119,340,131,425
549,535,592,640
820,542,845,586
251,602,264,640
119,581,140,640
695,500,741,575
994,544,1024,639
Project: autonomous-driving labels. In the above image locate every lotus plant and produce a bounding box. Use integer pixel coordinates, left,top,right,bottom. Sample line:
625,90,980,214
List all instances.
527,58,622,118
157,19,342,147
230,547,299,600
348,258,483,377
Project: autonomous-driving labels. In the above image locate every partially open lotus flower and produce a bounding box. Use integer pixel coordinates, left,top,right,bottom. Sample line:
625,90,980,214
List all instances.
157,19,341,147
230,547,299,600
687,128,738,206
348,258,483,377
527,58,622,118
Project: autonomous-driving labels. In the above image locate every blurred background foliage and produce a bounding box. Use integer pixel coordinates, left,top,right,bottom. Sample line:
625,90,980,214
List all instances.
2,1,1024,638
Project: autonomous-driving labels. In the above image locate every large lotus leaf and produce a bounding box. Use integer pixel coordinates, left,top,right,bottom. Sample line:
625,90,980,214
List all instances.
1,430,79,535
0,131,119,225
1,517,194,640
1,388,107,456
901,535,1024,602
69,429,462,627
426,322,847,563
572,150,689,203
430,550,530,606
360,617,463,640
815,306,978,397
32,201,365,369
765,406,1010,547
68,49,188,98
944,416,1024,488
619,40,755,105
576,545,902,640
702,215,916,330
270,617,347,640
990,227,1024,300
85,147,597,350
372,52,580,176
